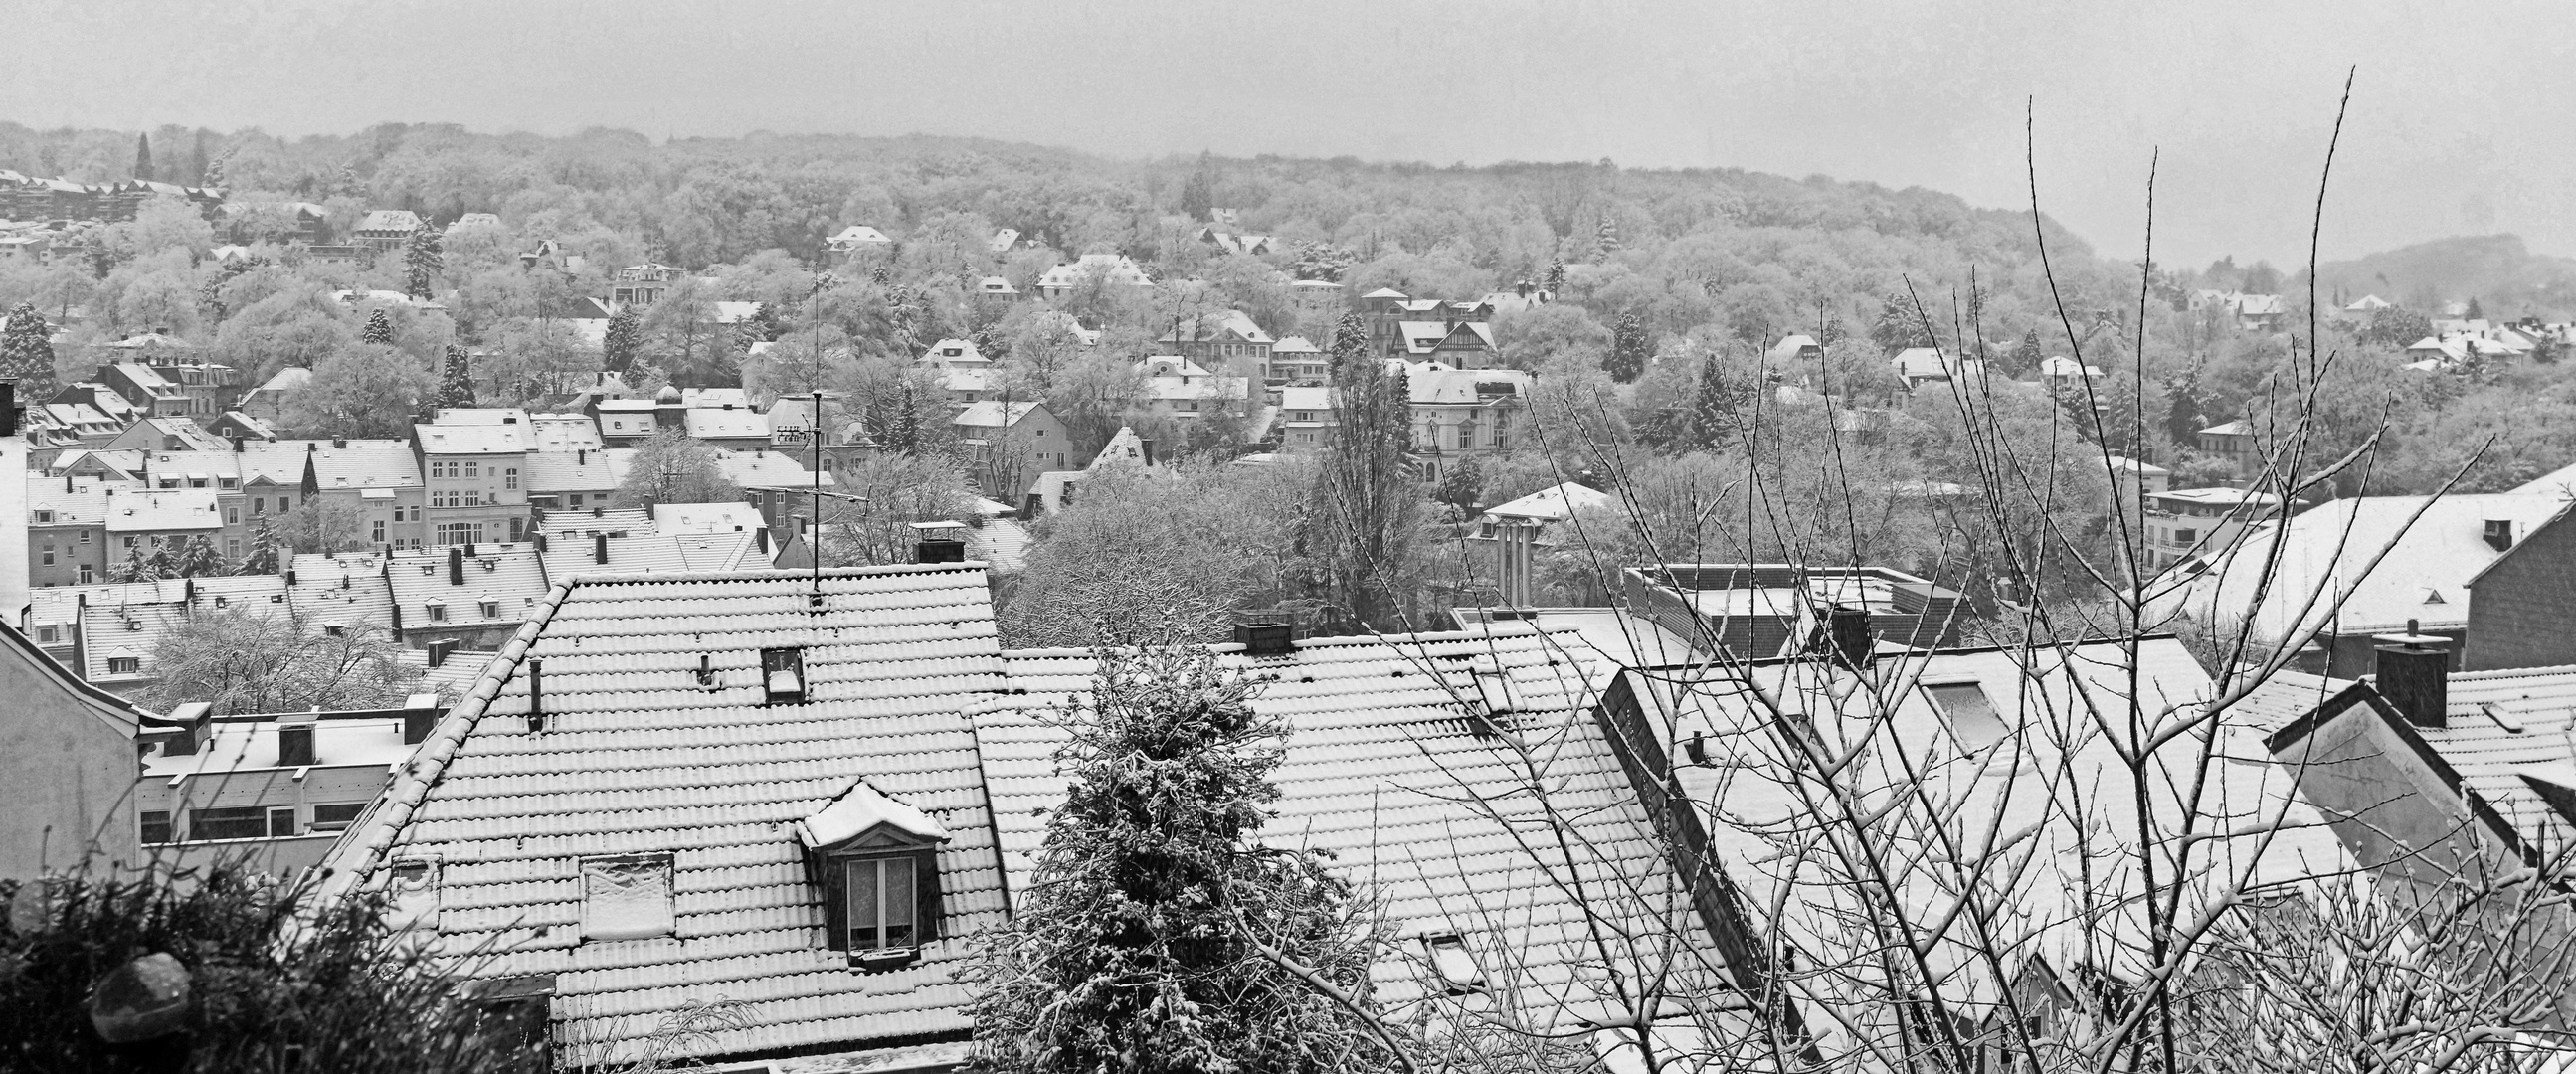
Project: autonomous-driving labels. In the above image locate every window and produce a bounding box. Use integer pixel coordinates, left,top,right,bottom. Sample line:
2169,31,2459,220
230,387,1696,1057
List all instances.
464,461,479,478
426,602,447,623
1423,933,1486,993
78,565,93,584
762,647,807,704
79,531,89,543
139,811,173,845
40,545,53,566
251,498,263,516
580,854,676,941
226,539,240,558
188,806,268,841
269,806,298,838
568,493,585,508
1925,682,2007,750
2171,528,2198,545
37,626,58,643
373,520,385,543
843,857,917,951
505,467,518,490
226,507,238,524
122,536,137,549
464,491,481,507
309,803,366,831
107,656,140,675
33,509,51,523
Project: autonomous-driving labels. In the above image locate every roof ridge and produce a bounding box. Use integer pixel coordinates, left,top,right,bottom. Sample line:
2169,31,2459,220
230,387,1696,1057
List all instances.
313,577,578,901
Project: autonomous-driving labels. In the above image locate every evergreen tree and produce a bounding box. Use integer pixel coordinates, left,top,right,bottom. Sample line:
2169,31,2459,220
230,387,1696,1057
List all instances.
1178,150,1220,222
438,345,476,408
1326,311,1371,374
1593,210,1620,260
203,148,229,188
403,221,444,299
238,518,284,576
1603,312,1649,383
337,161,363,199
2008,329,2044,378
361,308,394,346
1690,349,1738,448
2163,369,2207,444
2467,297,2485,320
133,133,153,182
602,305,643,374
969,646,1399,1074
199,275,228,324
1433,450,1483,515
173,535,226,579
886,383,922,455
0,301,58,398
1543,256,1565,295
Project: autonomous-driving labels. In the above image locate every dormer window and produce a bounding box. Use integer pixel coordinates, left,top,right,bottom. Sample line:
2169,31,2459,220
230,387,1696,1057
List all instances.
1422,933,1486,993
797,780,947,970
479,599,499,619
425,600,447,623
1925,682,2006,750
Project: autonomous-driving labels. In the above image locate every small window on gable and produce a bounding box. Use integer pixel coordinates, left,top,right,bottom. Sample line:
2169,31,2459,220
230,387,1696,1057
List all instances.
1926,682,2007,750
797,780,948,969
1423,933,1486,993
762,646,806,705
580,854,676,942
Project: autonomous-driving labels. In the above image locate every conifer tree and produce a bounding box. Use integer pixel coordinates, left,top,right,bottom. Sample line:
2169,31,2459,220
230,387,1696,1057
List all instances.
1690,348,1737,448
603,305,643,374
403,221,444,299
1326,311,1371,375
133,133,153,182
1543,256,1565,295
438,345,476,408
1593,210,1620,259
885,383,922,455
969,647,1401,1074
361,308,394,346
1603,312,1649,383
238,519,283,576
0,301,58,398
173,535,226,579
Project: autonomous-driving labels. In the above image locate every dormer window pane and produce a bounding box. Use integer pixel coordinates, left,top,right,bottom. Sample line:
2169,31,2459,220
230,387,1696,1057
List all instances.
845,857,914,950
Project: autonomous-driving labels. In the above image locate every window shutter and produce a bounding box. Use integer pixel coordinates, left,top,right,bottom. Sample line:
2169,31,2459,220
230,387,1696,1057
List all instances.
912,848,942,944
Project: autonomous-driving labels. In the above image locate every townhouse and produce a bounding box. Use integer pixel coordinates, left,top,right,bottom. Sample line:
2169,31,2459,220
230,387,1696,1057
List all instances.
415,422,532,546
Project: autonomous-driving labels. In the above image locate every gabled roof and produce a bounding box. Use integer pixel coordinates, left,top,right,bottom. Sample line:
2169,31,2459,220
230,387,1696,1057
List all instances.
951,401,1042,430
2197,419,2255,437
683,408,769,441
383,545,550,628
356,210,424,233
652,501,769,535
416,425,529,456
980,626,1722,1026
242,440,422,489
2156,491,2571,639
315,566,1012,1064
710,448,829,490
287,551,396,627
528,415,604,451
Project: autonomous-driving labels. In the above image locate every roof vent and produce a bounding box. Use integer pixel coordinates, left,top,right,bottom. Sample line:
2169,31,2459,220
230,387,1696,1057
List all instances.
276,713,316,768
1232,612,1295,657
2484,518,2514,552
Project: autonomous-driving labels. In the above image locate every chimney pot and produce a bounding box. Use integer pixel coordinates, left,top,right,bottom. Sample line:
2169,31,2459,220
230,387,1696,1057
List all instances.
2373,621,2451,729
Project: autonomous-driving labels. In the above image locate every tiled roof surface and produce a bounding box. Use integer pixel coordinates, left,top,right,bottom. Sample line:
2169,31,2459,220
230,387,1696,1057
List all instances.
529,416,605,451
417,425,530,456
2157,492,2571,638
977,626,1719,1026
713,449,829,490
672,531,769,571
318,566,1012,1064
540,533,696,582
654,501,768,535
29,476,115,525
243,440,423,489
1643,639,2343,998
685,409,770,441
384,546,551,630
100,488,223,533
950,401,1038,430
1403,362,1528,405
524,448,632,493
288,552,396,628
2324,665,2576,850
965,518,1029,573
539,507,654,537
82,603,184,682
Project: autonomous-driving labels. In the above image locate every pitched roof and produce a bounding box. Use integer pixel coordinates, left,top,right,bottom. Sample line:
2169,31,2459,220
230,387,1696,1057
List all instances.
357,210,424,233
316,566,1012,1064
529,415,605,451
536,507,653,537
652,501,769,535
684,408,769,442
978,626,1722,1025
1483,480,1614,523
416,425,529,456
1399,361,1529,405
2156,491,2572,640
710,448,829,490
950,401,1040,430
100,487,223,533
241,440,421,489
383,546,551,629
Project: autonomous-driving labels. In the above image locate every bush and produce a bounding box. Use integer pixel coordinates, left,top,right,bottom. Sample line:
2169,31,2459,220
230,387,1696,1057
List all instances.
0,864,514,1073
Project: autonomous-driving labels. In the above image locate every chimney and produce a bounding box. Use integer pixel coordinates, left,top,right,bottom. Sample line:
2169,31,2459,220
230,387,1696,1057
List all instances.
577,448,587,465
462,542,477,559
400,694,441,745
914,536,966,564
532,533,548,553
0,380,14,437
447,546,464,586
755,528,771,555
1826,604,1874,670
230,436,244,452
2373,621,2450,729
593,532,609,565
276,712,317,768
1233,613,1295,657
1139,438,1156,467
162,702,213,756
282,568,295,586
2484,518,2514,553
332,438,347,448
591,505,603,517
426,638,459,669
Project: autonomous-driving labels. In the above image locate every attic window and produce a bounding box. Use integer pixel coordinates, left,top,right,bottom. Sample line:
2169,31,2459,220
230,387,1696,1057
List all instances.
2424,589,2447,605
798,781,948,968
762,647,807,704
1423,933,1486,993
580,854,676,942
1925,682,2006,750
323,622,345,637
106,656,140,675
479,599,499,619
425,601,447,622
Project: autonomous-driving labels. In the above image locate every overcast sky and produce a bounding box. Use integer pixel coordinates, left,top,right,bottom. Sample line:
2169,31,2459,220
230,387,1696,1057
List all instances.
11,0,2567,268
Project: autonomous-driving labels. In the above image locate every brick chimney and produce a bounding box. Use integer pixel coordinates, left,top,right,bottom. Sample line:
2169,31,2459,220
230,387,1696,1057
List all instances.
2484,518,2514,553
2373,621,2450,729
1232,610,1295,656
276,712,317,768
1825,604,1874,670
447,546,464,586
593,532,609,565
